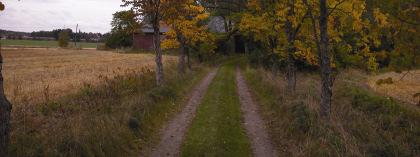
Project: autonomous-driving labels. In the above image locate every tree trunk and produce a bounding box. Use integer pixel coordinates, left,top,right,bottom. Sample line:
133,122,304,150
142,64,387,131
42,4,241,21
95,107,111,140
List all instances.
286,54,296,91
153,25,164,85
286,0,297,92
230,35,235,55
186,47,191,70
0,43,12,156
319,0,332,120
244,42,249,54
271,49,279,80
178,35,186,74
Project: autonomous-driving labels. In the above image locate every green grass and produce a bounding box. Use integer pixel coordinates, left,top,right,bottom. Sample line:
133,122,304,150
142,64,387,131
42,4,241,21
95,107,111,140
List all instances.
9,61,213,156
181,59,251,156
0,39,103,48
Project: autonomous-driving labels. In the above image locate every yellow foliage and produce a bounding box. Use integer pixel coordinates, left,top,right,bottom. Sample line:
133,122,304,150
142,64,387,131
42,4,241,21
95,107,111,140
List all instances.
161,38,179,50
162,1,214,52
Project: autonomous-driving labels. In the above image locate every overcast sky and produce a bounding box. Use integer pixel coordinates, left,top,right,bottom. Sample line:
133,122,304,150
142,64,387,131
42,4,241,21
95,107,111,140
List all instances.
0,0,129,33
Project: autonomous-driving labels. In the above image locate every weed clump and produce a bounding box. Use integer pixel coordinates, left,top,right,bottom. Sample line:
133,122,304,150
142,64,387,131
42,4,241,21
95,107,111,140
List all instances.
376,77,393,85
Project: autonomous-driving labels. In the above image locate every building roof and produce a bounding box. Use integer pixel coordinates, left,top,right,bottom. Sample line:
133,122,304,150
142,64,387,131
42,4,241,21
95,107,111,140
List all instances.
136,17,230,34
140,24,170,33
205,16,229,33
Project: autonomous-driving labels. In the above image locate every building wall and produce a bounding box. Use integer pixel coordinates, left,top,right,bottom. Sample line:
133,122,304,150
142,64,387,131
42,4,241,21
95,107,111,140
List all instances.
133,33,154,50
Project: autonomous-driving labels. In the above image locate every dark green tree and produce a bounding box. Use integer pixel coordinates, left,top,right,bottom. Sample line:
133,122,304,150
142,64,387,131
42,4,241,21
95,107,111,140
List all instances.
58,30,69,48
105,10,136,49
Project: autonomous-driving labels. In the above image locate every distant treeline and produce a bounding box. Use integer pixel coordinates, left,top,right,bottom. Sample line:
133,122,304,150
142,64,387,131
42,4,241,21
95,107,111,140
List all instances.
0,29,110,43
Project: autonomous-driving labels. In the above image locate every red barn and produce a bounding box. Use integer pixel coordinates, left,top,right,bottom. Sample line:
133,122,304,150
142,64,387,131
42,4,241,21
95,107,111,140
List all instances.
133,25,170,50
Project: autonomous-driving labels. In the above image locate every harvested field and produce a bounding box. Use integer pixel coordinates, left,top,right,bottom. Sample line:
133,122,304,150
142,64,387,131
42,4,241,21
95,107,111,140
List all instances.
366,70,420,105
2,49,178,105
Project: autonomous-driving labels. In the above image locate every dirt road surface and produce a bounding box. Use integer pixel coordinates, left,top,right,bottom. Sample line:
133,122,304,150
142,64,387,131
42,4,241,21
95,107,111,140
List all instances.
236,65,278,157
149,64,222,157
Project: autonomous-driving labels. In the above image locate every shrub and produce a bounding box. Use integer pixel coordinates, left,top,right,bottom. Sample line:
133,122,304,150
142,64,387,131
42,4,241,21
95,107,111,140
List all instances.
105,32,132,49
247,49,272,70
290,102,313,133
352,89,407,116
376,77,393,85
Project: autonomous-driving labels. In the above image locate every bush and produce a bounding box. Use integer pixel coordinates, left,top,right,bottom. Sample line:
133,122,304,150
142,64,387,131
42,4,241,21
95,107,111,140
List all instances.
290,102,313,133
376,77,393,85
352,89,407,116
105,32,132,49
247,49,272,70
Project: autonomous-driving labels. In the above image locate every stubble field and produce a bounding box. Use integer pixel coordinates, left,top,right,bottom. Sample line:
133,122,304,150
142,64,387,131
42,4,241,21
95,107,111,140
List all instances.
2,49,178,106
367,70,420,105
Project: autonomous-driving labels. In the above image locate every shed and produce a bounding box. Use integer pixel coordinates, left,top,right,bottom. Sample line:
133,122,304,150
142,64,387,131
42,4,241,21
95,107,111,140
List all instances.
133,25,170,51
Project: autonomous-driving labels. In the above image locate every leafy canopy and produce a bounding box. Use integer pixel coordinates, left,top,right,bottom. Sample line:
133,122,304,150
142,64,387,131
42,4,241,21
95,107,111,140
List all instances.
161,0,215,53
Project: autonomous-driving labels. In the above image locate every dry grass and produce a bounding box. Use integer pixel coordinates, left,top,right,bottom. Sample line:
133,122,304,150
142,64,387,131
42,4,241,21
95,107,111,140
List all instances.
2,49,178,105
366,70,420,105
3,48,216,156
243,65,420,156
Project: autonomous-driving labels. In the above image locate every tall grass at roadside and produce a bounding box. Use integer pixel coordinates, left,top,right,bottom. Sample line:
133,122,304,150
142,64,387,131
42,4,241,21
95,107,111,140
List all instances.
243,65,420,156
9,61,212,156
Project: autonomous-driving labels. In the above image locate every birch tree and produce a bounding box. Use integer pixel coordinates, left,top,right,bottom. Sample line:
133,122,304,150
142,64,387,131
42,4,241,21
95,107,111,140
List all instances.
122,0,170,85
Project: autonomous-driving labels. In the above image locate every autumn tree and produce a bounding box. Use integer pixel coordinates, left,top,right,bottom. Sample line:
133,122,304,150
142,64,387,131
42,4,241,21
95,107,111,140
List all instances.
364,0,419,73
123,0,170,85
241,0,389,119
239,0,285,80
239,0,310,92
0,2,12,156
162,0,212,73
301,0,388,119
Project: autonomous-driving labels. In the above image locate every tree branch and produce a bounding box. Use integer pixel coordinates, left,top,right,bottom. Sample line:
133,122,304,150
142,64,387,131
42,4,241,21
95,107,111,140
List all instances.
393,70,412,83
396,17,420,26
293,11,310,40
327,0,345,16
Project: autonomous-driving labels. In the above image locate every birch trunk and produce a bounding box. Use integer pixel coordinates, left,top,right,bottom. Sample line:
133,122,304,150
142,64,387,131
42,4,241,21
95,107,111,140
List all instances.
153,25,164,85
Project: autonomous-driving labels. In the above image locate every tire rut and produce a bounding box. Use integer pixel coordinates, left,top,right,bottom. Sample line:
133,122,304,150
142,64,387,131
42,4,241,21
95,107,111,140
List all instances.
235,65,278,157
149,64,223,157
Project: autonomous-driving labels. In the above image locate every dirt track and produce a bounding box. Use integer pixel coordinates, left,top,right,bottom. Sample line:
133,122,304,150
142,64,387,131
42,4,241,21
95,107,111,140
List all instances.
149,63,278,157
149,64,222,157
236,65,278,157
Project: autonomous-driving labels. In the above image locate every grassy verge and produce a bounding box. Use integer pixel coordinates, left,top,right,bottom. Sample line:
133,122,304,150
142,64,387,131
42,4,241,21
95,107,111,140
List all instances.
243,65,420,156
9,61,213,156
0,39,102,48
181,59,251,156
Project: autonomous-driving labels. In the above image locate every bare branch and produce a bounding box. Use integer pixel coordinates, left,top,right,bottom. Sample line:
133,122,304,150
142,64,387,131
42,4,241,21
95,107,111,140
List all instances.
394,70,413,83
